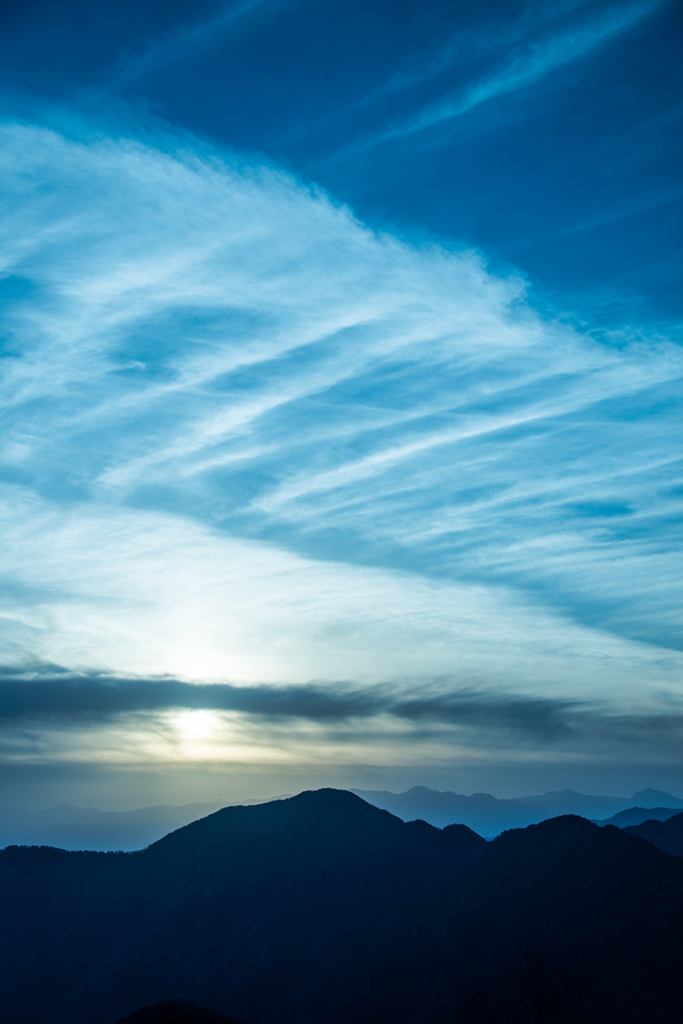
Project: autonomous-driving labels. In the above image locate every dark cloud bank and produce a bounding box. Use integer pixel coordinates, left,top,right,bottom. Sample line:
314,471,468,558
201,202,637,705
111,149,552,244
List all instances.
1,664,681,754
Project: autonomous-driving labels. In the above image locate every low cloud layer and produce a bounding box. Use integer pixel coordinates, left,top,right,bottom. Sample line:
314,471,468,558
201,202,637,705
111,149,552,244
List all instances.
2,666,683,767
0,669,383,723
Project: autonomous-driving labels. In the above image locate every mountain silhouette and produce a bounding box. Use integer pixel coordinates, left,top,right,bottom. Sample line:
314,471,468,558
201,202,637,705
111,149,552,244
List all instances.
1,789,681,1024
624,810,683,856
5,786,681,851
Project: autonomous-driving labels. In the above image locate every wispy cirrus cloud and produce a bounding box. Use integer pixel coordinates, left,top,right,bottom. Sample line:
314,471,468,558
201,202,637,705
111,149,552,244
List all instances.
0,117,682,771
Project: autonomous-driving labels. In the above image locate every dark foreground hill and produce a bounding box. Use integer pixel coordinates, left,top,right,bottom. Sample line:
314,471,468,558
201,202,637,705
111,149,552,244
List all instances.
1,789,682,1024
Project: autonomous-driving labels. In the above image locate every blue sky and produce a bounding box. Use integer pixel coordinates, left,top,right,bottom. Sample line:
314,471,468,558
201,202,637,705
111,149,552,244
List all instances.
1,0,682,806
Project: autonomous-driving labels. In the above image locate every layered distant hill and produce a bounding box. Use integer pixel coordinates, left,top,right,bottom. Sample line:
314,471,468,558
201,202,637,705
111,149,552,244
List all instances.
594,806,683,828
1,789,682,1024
624,811,683,856
351,784,683,834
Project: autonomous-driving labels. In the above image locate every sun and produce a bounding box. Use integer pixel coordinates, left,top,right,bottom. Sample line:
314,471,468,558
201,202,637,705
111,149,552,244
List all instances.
173,710,219,740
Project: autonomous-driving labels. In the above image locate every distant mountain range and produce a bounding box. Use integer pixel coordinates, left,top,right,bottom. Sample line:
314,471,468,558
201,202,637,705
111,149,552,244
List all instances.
351,785,683,835
0,796,289,851
3,785,681,851
1,788,682,1024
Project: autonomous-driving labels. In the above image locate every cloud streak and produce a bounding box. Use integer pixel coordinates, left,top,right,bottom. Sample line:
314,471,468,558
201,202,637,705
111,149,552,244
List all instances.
109,0,301,89
0,669,383,723
2,666,683,764
323,0,664,158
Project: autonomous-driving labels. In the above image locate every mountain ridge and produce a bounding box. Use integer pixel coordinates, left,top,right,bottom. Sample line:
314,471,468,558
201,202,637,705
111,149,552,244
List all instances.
594,806,682,827
4,785,682,851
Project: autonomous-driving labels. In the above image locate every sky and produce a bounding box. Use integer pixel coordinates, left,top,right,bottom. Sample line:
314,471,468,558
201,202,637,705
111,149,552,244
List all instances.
0,0,682,808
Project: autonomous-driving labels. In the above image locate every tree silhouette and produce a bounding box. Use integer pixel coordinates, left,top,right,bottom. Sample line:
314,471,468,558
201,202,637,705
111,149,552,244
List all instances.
515,948,603,1024
458,949,604,1024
